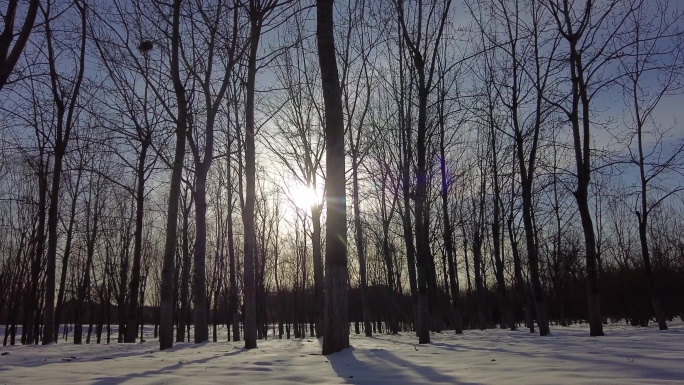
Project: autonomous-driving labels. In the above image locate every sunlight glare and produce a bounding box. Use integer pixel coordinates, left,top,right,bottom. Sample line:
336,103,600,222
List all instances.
291,184,321,210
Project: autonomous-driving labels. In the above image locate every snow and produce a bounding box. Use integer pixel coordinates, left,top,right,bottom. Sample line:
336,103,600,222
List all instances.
1,321,683,384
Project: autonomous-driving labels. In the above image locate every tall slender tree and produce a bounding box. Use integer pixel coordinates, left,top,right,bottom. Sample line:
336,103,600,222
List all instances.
618,0,684,331
159,0,189,350
185,0,244,344
42,0,88,345
396,0,452,344
243,0,287,350
340,0,377,338
317,0,349,355
547,0,639,336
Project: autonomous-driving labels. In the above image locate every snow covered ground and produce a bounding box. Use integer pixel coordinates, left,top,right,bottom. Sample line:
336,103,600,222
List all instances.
1,321,683,384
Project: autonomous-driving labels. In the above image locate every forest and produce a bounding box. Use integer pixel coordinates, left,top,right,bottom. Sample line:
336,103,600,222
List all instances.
1,0,684,357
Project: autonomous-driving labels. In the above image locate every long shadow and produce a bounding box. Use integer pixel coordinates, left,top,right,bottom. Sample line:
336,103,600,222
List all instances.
90,349,246,385
5,343,203,368
327,347,482,385
431,341,539,359
370,331,684,382
528,349,684,381
435,339,684,381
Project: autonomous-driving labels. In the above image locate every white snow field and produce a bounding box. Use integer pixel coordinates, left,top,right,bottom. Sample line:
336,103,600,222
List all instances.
1,321,683,384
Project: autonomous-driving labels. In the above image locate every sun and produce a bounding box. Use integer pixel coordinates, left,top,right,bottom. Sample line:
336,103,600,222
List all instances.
291,183,321,210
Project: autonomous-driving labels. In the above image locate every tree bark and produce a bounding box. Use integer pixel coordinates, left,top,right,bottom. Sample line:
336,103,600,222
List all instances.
312,203,325,338
54,166,82,340
242,1,262,349
159,0,189,350
440,124,463,334
177,195,192,342
193,165,210,343
75,185,101,344
227,146,240,342
548,0,604,337
317,0,349,356
125,141,149,342
400,93,419,334
352,161,372,337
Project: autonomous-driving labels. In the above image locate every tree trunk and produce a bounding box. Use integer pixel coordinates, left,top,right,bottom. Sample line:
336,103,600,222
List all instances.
318,0,349,355
177,198,192,342
228,201,239,342
159,0,189,350
400,125,419,334
637,133,667,331
226,132,240,342
125,141,148,342
193,167,209,343
75,186,100,344
312,204,325,338
424,202,442,333
118,225,130,343
242,5,261,349
44,151,64,345
438,102,463,334
472,229,488,330
576,189,603,336
26,165,47,345
489,128,514,331
352,160,372,337
551,0,604,337
42,0,87,346
55,166,82,340
521,182,549,336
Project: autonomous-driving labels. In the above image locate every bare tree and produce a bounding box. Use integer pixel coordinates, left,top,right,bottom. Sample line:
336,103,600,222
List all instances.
74,166,106,344
224,114,241,341
339,0,378,338
317,0,349,355
395,0,452,344
90,16,164,343
0,0,40,91
243,0,291,350
53,141,84,341
618,0,684,331
159,0,190,350
176,185,193,342
546,0,639,336
435,59,464,333
507,0,559,336
184,0,244,344
42,0,88,345
367,125,402,334
391,19,420,333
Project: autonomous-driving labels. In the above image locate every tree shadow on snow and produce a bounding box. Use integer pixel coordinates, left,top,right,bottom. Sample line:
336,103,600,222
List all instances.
431,338,684,382
90,349,246,385
8,341,206,370
327,347,482,385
